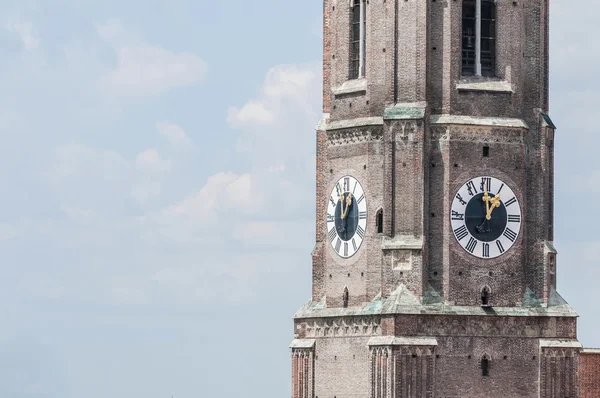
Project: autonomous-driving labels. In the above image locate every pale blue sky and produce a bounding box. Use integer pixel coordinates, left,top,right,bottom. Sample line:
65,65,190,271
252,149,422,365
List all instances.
0,0,598,397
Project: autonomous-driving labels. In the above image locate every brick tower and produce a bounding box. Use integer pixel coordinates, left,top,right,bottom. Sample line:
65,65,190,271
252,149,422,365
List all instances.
291,1,582,397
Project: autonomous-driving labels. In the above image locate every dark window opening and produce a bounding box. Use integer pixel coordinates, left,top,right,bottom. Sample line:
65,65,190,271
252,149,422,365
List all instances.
343,287,349,308
481,0,496,77
482,356,490,377
376,209,383,233
483,145,490,157
349,0,365,79
462,0,476,76
481,287,490,307
462,0,496,77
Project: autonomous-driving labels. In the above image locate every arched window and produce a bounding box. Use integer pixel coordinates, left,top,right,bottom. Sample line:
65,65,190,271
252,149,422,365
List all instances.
376,209,383,234
481,286,490,307
349,0,366,79
462,0,496,77
343,287,349,308
481,355,490,377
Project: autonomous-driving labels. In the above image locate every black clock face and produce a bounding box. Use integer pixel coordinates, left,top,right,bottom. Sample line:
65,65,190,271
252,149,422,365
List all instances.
464,192,507,242
334,192,359,241
326,176,367,258
451,176,522,259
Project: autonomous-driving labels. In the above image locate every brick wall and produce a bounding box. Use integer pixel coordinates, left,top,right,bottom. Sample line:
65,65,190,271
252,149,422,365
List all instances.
579,349,600,398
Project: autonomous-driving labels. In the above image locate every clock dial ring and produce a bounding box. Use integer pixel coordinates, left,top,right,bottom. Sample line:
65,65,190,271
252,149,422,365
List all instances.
451,176,522,259
326,175,367,258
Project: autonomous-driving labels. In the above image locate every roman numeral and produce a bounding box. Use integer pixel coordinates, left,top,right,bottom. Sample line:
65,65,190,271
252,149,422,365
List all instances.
353,181,358,194
357,194,365,204
356,225,366,239
359,211,367,219
335,238,342,253
344,177,350,192
508,214,521,223
330,196,336,207
496,240,505,254
480,177,491,192
497,183,505,194
504,197,517,207
456,194,467,206
352,238,357,251
327,213,335,222
344,242,348,257
466,181,477,196
466,237,478,253
452,211,464,221
482,243,490,258
336,183,342,196
454,225,468,241
328,227,337,242
503,228,517,242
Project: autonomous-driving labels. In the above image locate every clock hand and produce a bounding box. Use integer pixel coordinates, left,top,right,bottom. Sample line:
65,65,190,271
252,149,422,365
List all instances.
341,193,353,220
486,194,501,220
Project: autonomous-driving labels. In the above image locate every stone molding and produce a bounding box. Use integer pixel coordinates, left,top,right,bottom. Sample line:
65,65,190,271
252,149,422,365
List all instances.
305,317,382,338
431,125,525,144
327,127,383,147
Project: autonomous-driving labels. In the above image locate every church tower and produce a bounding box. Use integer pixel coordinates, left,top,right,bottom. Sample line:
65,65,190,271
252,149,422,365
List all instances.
291,1,582,397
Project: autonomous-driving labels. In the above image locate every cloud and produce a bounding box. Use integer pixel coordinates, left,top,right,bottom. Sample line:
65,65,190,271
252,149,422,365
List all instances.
96,21,208,97
135,149,171,174
156,121,190,145
227,63,319,128
4,22,39,50
164,172,264,223
227,101,274,126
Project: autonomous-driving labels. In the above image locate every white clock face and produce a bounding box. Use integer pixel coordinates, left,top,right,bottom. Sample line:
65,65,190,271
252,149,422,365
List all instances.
326,175,367,258
451,176,522,259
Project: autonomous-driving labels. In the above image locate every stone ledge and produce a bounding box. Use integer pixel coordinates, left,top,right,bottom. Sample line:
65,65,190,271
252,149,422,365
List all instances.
325,116,384,131
368,336,438,347
456,79,513,94
431,114,529,129
382,236,423,250
289,339,316,349
332,78,367,96
581,348,600,354
539,339,583,349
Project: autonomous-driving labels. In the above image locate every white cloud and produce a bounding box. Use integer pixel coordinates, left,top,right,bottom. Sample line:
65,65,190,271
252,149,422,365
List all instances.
164,172,264,222
227,101,274,126
96,21,207,97
157,121,190,145
135,148,171,174
227,63,320,128
4,22,39,50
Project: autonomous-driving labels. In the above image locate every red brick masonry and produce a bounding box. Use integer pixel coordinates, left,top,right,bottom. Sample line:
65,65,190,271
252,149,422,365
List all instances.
579,349,600,398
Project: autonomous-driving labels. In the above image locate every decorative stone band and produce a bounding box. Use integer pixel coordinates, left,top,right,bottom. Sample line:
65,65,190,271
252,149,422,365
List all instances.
368,336,438,347
304,317,382,338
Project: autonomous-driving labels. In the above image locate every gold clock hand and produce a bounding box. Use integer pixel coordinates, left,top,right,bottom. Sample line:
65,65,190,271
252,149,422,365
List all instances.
486,195,501,220
483,190,492,220
341,193,353,219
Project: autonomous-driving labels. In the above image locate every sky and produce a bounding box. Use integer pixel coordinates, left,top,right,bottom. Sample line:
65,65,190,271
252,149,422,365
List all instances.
0,0,597,397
